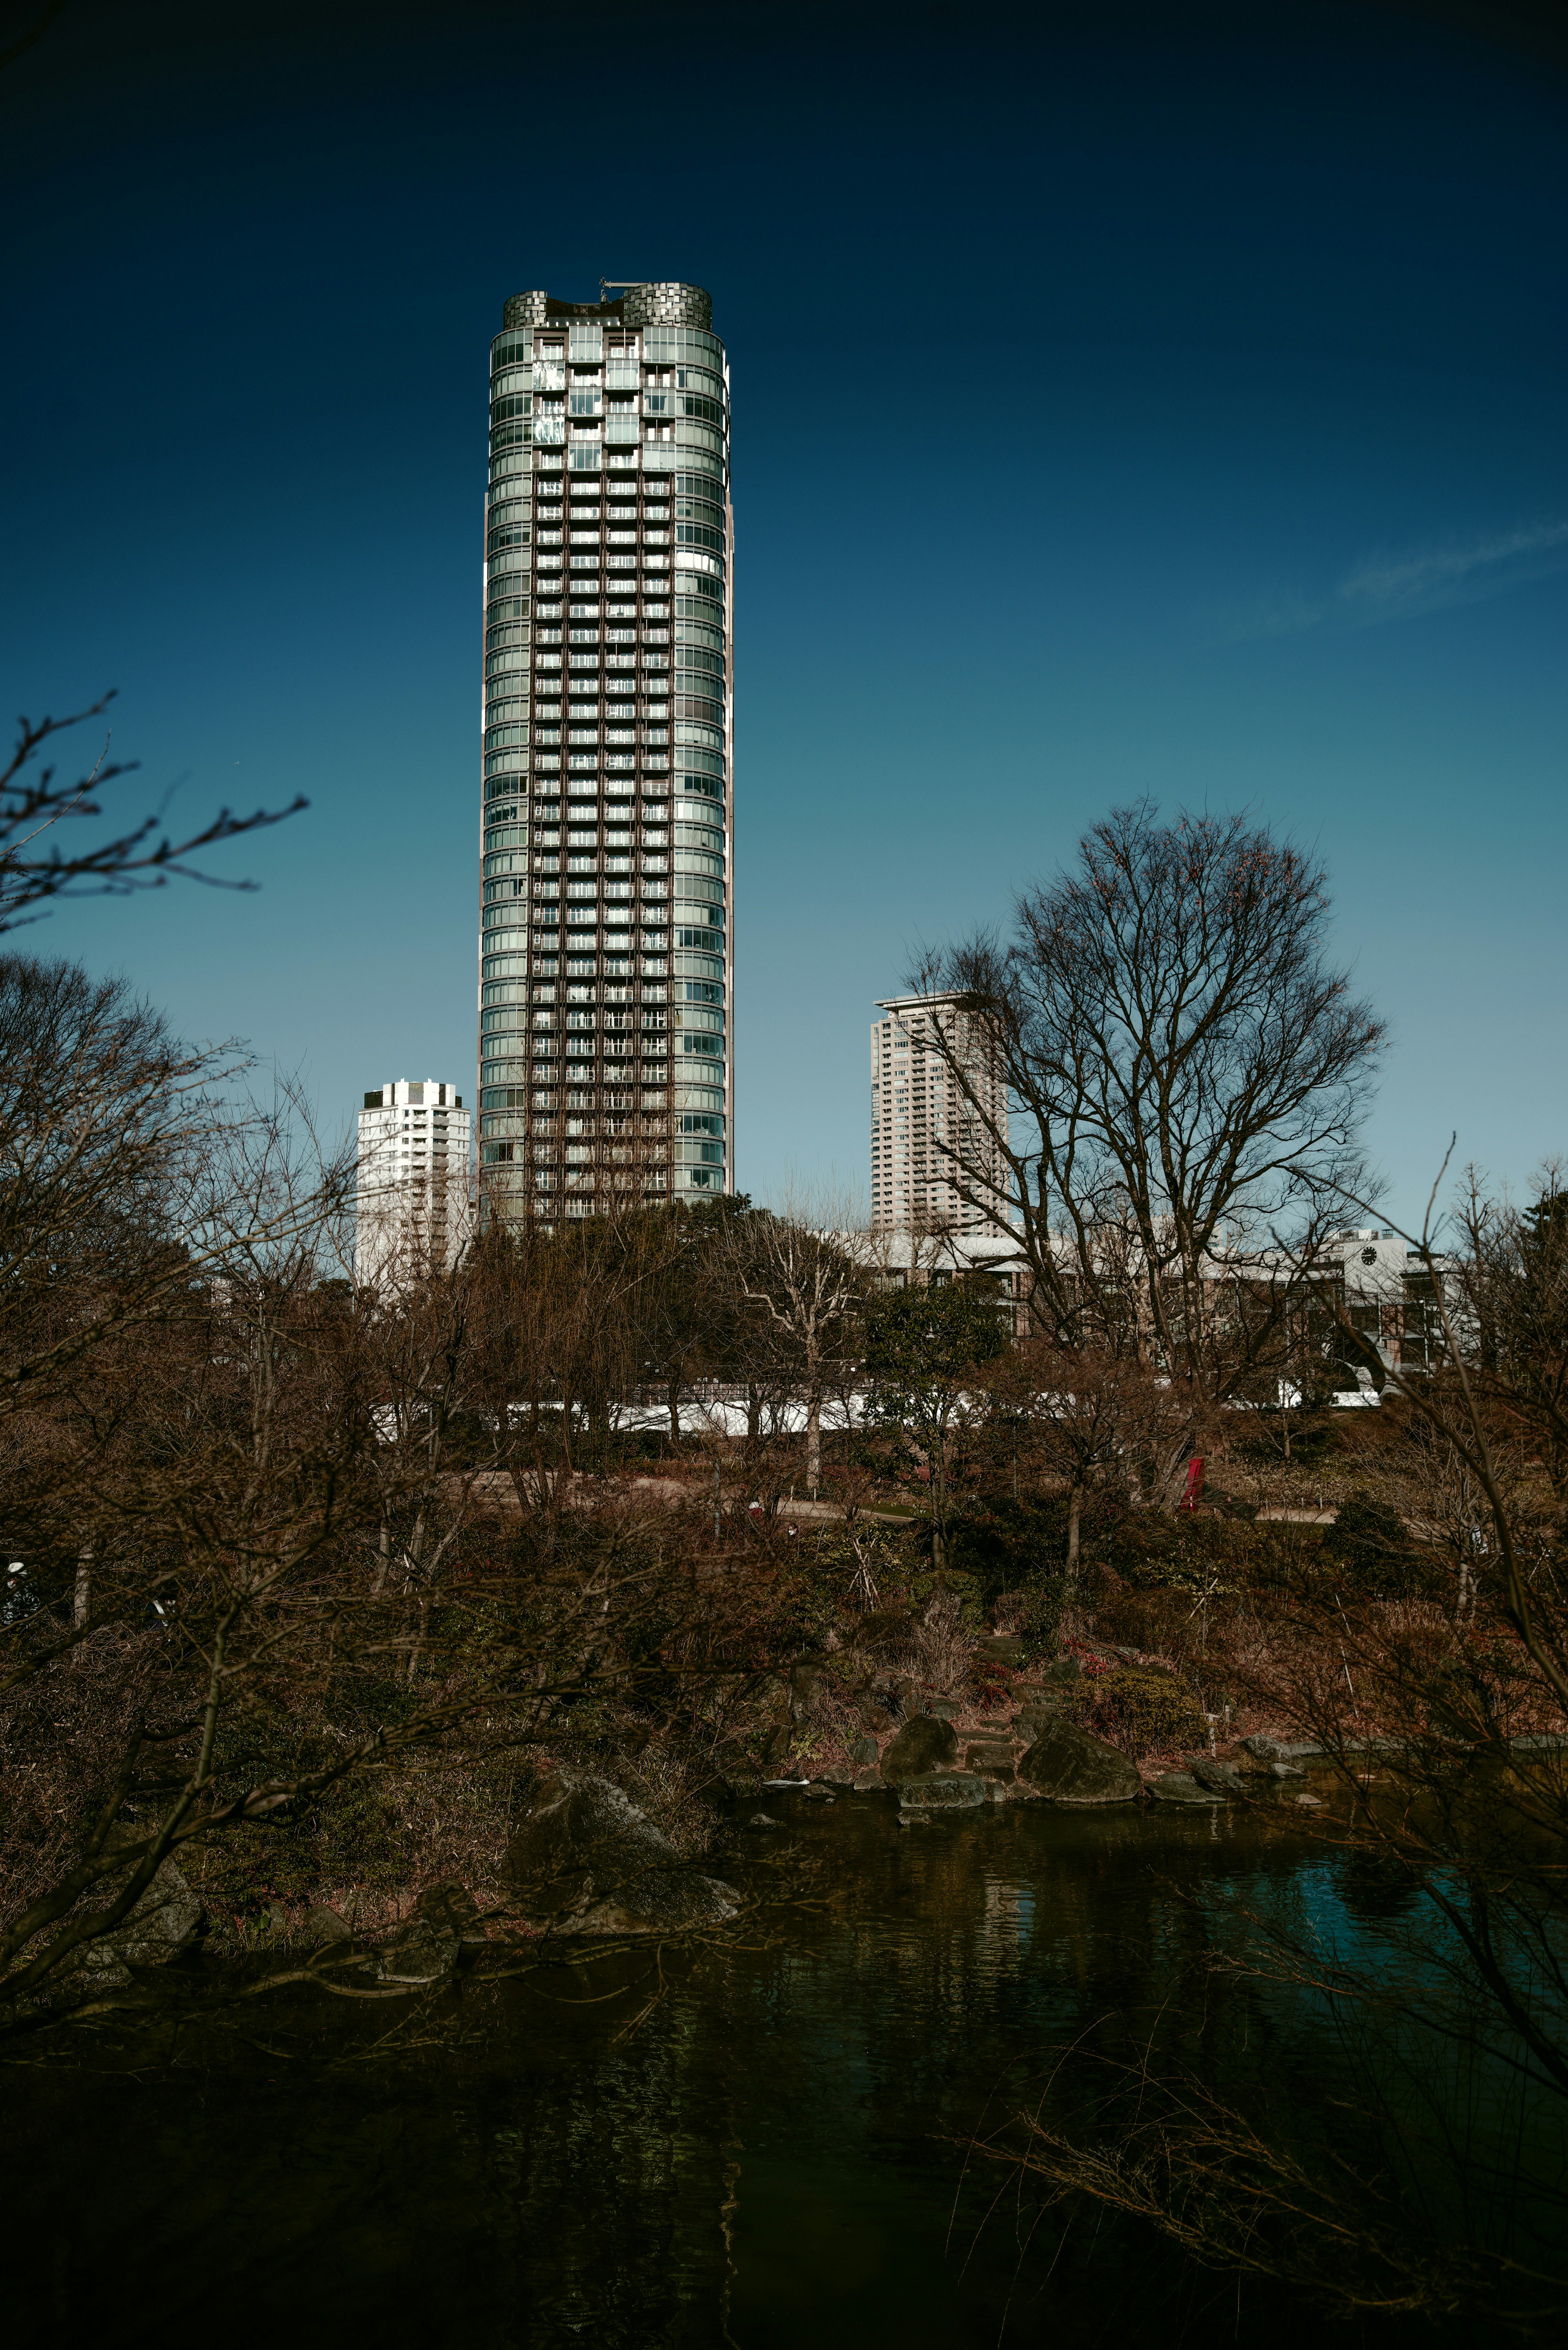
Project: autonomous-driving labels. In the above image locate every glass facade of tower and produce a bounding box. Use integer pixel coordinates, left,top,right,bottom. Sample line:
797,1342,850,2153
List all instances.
477,281,732,1222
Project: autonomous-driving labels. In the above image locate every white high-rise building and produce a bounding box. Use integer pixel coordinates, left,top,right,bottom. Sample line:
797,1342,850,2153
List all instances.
870,994,1010,1235
356,1080,472,1290
476,280,733,1225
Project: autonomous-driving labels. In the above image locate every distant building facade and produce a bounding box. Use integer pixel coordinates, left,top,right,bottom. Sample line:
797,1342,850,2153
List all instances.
1297,1227,1456,1384
870,992,1010,1235
356,1079,472,1290
856,1221,1455,1394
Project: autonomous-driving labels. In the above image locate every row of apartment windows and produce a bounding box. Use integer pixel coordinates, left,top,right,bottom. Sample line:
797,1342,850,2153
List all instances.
480,796,717,822
495,391,724,427
490,327,723,371
492,359,723,398
488,486,724,527
483,837,722,862
485,616,724,653
479,838,725,864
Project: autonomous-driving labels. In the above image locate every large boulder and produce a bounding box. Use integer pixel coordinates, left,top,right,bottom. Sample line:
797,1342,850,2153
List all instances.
1012,1700,1068,1745
506,1768,738,1936
82,1862,205,1983
1017,1720,1140,1806
880,1715,959,1785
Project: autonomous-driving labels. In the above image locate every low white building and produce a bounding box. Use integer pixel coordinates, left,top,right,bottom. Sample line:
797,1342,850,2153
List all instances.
355,1079,472,1291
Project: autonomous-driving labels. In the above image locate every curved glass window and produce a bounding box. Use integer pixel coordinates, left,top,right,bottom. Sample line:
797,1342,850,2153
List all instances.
641,328,724,366
673,367,723,400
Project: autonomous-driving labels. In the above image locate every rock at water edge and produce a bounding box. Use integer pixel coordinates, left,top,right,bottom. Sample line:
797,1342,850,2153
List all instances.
83,1862,205,1976
880,1715,960,1785
1017,1720,1140,1807
897,1772,987,1812
1148,1772,1224,1806
508,1766,739,1936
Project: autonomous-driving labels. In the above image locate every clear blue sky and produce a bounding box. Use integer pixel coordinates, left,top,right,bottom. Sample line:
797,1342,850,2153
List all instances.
2,0,1565,1230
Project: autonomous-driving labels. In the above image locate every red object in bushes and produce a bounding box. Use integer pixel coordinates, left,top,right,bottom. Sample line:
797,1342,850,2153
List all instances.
1178,1456,1205,1512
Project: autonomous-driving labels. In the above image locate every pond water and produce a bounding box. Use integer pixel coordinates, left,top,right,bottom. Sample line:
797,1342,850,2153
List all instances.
5,1794,1467,2349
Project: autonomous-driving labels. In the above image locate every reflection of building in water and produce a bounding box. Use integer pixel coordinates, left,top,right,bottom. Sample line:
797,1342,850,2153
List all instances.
980,1876,1027,1966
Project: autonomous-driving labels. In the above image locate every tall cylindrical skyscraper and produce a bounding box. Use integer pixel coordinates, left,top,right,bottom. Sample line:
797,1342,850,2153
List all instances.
477,281,732,1224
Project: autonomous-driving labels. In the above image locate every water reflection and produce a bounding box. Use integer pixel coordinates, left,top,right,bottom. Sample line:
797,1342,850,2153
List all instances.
4,1797,1453,2349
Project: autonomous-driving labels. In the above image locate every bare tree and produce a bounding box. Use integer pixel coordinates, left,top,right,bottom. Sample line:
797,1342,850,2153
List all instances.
1,699,303,933
984,1338,1212,1574
911,803,1385,1489
728,1192,864,1500
1450,1164,1568,1518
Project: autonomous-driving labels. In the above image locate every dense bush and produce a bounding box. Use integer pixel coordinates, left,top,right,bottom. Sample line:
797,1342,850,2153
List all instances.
951,1494,1077,1599
1322,1487,1428,1598
1075,1666,1207,1756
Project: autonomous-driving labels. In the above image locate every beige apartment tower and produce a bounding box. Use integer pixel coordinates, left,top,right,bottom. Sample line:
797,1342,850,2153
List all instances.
870,994,1010,1235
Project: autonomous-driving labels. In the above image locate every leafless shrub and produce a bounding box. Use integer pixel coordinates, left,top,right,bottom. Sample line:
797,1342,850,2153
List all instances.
914,1589,970,1699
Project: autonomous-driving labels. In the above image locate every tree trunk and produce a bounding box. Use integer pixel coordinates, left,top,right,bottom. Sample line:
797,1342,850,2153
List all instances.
747,1383,762,1443
73,1546,93,1630
1066,1485,1084,1577
930,1422,947,1572
668,1373,681,1445
805,1332,821,1498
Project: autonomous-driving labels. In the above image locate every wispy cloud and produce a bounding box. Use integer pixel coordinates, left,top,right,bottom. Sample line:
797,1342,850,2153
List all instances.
1218,519,1568,642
